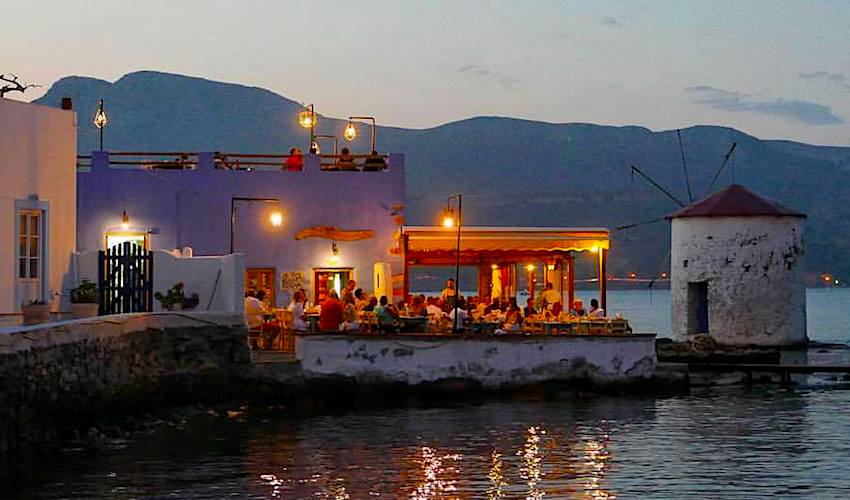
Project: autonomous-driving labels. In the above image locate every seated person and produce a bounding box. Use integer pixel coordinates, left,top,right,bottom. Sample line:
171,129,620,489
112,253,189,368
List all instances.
342,295,359,331
409,296,428,317
319,290,344,332
337,147,356,170
375,295,400,330
364,296,378,311
448,299,470,329
354,288,369,311
523,298,536,318
284,147,304,171
287,290,307,331
362,150,386,171
426,297,444,319
589,298,605,318
570,299,586,317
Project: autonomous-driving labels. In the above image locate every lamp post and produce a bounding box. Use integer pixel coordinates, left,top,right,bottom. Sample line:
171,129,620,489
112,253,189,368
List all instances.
442,194,463,333
298,103,318,150
343,116,377,152
230,197,281,254
93,99,108,151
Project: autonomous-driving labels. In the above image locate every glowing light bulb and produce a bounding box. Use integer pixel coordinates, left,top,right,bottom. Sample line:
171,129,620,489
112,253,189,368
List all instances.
298,106,317,129
94,100,108,129
343,121,357,141
121,211,129,230
269,211,283,227
442,216,455,228
590,246,599,254
526,264,536,272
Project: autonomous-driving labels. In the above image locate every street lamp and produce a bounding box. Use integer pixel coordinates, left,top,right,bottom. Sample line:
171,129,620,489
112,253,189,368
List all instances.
298,103,318,149
442,194,463,332
343,116,377,152
230,197,281,254
93,99,108,151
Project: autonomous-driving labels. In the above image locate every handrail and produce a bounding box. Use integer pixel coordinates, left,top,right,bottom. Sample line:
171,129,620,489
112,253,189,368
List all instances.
76,151,391,172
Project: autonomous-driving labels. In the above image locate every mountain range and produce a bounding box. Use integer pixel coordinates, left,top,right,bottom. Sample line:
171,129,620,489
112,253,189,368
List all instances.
32,71,850,282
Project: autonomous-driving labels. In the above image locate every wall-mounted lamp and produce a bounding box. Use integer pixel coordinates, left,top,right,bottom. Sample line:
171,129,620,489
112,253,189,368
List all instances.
329,241,340,265
269,211,283,227
121,210,130,230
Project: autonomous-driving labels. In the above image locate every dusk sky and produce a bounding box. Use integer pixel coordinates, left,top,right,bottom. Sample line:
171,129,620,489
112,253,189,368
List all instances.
3,0,849,145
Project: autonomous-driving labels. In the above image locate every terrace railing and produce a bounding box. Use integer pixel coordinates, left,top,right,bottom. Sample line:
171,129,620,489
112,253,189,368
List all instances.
77,151,392,172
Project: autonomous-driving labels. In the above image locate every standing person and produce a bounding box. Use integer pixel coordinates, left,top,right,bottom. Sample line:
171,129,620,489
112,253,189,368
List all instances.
440,278,456,302
244,290,264,330
541,282,560,308
341,279,356,304
319,290,344,332
285,147,304,171
589,298,605,318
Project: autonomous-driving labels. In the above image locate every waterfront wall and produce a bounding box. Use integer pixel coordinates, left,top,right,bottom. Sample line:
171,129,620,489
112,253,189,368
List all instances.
671,216,807,346
296,334,657,387
0,312,251,455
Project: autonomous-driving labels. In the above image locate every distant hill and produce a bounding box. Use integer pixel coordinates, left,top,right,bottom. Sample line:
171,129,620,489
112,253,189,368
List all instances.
34,71,850,282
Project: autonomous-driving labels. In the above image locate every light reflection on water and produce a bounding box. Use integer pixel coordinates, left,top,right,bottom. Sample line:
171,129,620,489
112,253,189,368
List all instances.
13,389,850,498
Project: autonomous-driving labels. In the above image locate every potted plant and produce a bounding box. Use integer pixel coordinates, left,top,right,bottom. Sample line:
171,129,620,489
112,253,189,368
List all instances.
70,279,99,318
155,282,200,311
21,298,49,325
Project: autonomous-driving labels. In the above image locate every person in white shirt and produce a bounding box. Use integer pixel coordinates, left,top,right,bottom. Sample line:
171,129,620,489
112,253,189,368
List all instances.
244,290,264,329
589,298,605,318
448,300,469,328
287,290,307,330
541,282,560,309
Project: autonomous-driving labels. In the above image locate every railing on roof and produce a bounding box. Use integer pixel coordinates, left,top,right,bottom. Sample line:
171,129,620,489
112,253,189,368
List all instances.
76,151,390,172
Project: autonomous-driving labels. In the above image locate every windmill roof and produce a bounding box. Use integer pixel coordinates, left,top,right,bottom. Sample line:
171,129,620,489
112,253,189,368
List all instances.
668,184,806,219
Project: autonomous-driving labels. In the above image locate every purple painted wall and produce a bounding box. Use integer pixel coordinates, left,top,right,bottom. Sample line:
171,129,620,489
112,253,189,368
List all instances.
77,153,405,305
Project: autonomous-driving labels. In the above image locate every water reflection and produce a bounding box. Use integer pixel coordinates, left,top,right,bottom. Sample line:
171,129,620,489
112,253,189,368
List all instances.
13,391,850,498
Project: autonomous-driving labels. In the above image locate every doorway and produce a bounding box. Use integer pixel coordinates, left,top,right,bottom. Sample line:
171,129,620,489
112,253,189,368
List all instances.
312,268,353,304
687,281,709,335
246,268,276,308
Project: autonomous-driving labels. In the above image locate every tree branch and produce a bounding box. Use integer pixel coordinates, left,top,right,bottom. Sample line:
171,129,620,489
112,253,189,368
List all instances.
0,73,41,97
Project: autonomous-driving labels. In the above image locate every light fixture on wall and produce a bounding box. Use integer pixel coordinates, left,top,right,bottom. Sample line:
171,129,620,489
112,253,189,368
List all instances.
121,211,130,230
329,241,340,265
344,116,377,152
269,211,283,227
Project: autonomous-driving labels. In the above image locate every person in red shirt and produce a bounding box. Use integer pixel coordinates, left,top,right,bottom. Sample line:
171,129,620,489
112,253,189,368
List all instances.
319,290,344,332
284,147,304,171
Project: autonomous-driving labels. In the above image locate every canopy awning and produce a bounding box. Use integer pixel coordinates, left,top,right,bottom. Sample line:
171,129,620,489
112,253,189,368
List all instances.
398,226,609,255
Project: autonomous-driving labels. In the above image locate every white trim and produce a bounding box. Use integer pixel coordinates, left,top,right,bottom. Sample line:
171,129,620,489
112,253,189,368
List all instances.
14,198,50,309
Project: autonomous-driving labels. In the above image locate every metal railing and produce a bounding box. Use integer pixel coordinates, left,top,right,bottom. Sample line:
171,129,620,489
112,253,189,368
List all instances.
76,152,390,172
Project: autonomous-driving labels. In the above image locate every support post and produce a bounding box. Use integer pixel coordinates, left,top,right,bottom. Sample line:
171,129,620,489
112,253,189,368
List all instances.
567,253,575,312
402,233,410,300
599,249,608,314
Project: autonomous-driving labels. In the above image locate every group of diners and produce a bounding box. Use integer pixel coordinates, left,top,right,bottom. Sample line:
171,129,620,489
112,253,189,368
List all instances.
283,147,386,171
245,275,618,340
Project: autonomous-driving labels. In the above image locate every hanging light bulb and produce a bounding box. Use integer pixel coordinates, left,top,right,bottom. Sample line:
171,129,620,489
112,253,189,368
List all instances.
94,99,108,129
442,206,456,228
298,104,317,129
343,120,357,141
121,211,130,230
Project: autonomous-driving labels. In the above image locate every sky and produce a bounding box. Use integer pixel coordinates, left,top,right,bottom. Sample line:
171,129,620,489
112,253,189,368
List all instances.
2,0,849,146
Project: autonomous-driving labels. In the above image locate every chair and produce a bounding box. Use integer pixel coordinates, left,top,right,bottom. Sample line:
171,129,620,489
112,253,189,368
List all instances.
610,319,629,335
587,319,610,335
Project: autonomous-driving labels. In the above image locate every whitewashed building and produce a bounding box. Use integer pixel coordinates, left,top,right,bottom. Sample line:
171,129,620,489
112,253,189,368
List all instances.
669,184,807,346
0,98,77,314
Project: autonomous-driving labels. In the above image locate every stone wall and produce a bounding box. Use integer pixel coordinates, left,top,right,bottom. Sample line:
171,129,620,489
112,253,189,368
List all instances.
671,216,807,346
0,312,251,456
296,333,657,388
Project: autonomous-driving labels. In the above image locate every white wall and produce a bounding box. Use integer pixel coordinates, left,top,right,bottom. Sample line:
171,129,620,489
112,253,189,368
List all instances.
671,216,807,346
296,334,657,387
0,99,77,313
75,250,245,313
